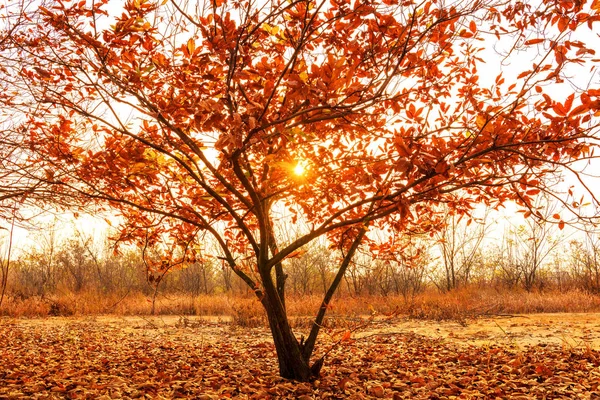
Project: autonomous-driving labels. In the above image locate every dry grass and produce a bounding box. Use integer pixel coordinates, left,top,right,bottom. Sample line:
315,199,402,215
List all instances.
2,287,600,327
0,291,236,317
402,287,600,322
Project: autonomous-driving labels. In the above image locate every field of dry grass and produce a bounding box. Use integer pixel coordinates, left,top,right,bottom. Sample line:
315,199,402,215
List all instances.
3,288,600,327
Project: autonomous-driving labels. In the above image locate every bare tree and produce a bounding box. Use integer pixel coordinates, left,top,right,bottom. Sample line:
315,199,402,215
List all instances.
569,232,600,293
434,207,490,291
498,198,565,291
0,211,16,309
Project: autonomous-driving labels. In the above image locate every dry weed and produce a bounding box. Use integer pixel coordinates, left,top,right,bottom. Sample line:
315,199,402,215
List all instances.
2,287,600,326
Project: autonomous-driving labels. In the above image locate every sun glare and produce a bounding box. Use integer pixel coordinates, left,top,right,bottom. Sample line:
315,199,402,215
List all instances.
293,161,307,176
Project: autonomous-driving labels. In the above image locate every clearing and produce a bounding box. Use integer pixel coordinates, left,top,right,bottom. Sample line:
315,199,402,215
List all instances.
1,313,600,399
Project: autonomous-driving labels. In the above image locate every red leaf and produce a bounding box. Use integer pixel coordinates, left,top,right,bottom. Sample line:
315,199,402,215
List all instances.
564,93,574,112
557,16,569,32
469,20,476,33
569,104,589,116
524,38,544,45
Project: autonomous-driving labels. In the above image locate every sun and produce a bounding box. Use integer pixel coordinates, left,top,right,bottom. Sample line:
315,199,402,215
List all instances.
293,160,307,176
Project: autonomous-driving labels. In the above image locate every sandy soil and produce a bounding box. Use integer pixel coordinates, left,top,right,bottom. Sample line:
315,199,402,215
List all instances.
357,313,600,349
9,312,600,349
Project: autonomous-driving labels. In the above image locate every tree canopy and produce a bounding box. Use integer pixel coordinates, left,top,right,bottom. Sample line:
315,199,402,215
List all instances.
1,0,600,380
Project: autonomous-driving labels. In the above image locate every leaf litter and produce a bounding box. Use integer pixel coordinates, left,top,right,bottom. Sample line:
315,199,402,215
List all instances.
1,315,600,399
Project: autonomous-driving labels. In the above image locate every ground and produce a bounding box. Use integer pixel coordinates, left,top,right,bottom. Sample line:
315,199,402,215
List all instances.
1,314,600,399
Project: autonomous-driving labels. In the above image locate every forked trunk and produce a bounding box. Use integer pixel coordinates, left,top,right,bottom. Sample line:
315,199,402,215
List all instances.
259,226,367,381
262,296,313,381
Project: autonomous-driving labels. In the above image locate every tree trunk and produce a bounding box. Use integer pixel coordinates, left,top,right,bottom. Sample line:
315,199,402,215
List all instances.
257,226,367,381
262,294,314,381
258,260,320,381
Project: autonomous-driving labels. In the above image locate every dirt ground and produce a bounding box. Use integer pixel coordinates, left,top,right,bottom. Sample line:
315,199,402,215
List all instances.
359,313,600,349
11,312,600,349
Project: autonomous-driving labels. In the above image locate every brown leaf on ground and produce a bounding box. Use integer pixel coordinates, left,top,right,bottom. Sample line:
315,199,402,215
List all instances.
1,317,599,399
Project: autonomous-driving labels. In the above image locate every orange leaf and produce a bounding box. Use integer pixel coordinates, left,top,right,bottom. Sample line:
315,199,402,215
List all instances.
569,104,589,116
475,115,494,133
524,38,544,45
186,38,195,57
286,249,307,259
564,93,574,112
475,114,486,130
407,103,416,119
553,103,566,116
469,20,476,33
557,16,568,32
341,330,351,341
338,377,351,390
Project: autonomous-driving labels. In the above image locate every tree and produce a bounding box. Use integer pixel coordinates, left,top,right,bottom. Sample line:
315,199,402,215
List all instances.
0,87,55,222
0,1,64,223
498,196,565,291
1,0,600,381
0,213,15,310
568,232,600,293
434,207,489,291
17,220,61,299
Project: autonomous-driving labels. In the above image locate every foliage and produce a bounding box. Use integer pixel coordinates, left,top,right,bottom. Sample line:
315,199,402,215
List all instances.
2,0,600,380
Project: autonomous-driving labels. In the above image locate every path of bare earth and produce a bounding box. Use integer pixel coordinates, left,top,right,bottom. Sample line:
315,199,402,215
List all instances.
1,314,600,399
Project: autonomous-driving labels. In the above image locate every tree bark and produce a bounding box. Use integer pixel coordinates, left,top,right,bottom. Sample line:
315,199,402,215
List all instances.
262,294,313,381
256,227,368,380
260,272,316,381
301,226,367,360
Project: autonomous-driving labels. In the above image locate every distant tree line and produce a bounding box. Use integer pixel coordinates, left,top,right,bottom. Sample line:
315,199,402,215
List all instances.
1,211,599,308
